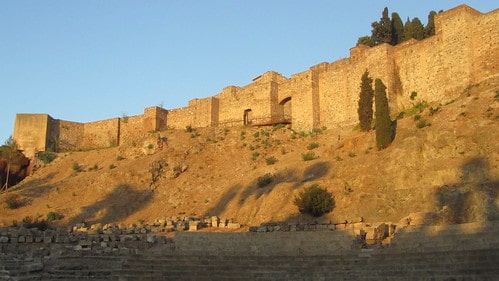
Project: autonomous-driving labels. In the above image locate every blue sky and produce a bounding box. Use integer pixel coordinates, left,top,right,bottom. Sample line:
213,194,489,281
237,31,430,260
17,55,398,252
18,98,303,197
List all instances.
1,1,496,144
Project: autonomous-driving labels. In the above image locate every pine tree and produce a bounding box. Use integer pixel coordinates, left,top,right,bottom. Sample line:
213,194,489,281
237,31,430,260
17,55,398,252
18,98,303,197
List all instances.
356,36,375,47
374,79,393,150
371,7,392,45
358,70,374,131
391,12,405,45
424,11,437,38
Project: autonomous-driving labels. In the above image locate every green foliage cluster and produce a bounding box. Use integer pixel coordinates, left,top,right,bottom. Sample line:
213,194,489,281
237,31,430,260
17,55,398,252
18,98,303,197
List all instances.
37,151,57,164
374,79,394,150
257,173,274,188
294,184,335,217
357,7,437,47
265,156,278,165
72,162,83,172
307,142,319,150
46,211,64,221
302,151,317,161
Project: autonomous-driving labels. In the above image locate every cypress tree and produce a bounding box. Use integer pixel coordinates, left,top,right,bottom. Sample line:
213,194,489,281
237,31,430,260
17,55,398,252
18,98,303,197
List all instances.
371,7,392,45
391,12,404,45
358,70,374,131
424,11,437,38
374,79,393,150
405,17,425,40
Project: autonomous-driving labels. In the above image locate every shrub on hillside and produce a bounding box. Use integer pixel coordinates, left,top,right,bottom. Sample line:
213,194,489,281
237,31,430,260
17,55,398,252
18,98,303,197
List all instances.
294,184,335,217
46,212,64,221
5,195,22,209
37,151,57,164
302,151,316,161
265,156,278,165
257,173,274,188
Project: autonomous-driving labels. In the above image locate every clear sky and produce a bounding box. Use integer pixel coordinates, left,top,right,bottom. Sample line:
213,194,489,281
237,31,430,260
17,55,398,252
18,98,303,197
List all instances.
1,1,496,144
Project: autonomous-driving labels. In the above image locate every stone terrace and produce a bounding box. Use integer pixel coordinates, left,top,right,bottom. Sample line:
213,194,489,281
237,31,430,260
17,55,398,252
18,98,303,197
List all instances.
0,221,498,280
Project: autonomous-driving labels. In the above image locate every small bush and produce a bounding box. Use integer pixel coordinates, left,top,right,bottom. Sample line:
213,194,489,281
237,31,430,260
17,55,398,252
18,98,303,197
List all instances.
302,151,316,161
272,123,286,130
252,152,260,160
416,119,431,129
429,106,441,116
185,125,194,133
72,162,83,172
348,151,356,157
18,216,49,231
410,91,417,100
37,151,57,164
147,143,154,149
265,156,278,165
116,155,125,161
109,164,117,169
5,195,22,209
294,184,335,217
46,212,63,221
257,173,274,188
307,142,319,150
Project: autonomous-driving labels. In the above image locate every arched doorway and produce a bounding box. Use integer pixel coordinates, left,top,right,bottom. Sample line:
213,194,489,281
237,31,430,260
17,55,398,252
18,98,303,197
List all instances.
243,109,253,126
279,97,292,123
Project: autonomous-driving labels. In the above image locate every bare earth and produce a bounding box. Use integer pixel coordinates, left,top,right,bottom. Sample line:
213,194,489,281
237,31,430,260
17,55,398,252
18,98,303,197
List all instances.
1,79,498,229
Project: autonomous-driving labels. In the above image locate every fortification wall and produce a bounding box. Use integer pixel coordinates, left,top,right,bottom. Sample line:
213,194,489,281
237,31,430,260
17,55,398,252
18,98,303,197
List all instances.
82,118,120,149
188,98,219,128
12,5,498,154
55,120,84,152
118,115,143,146
143,106,168,132
472,8,499,82
167,106,195,129
13,114,51,158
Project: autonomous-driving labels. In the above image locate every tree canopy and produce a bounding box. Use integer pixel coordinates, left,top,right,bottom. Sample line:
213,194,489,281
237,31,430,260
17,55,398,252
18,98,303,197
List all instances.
357,7,438,47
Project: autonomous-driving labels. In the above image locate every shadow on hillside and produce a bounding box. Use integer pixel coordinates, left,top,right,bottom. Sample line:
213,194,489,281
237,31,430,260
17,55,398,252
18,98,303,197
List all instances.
435,157,498,224
204,161,331,217
68,184,153,226
4,172,58,204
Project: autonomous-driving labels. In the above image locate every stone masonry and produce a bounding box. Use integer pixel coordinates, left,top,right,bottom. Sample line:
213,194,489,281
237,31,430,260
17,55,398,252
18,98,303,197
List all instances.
13,5,499,157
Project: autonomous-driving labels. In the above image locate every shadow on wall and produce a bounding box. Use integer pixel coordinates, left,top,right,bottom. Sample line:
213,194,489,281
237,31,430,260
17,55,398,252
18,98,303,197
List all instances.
68,184,153,226
204,161,331,218
435,157,498,224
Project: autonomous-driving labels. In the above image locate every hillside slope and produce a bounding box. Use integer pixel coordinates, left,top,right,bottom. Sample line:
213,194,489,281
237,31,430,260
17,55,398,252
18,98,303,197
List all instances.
1,78,498,228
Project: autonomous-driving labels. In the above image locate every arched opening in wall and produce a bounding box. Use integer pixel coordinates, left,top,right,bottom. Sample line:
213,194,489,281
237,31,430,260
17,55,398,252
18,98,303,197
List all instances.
243,109,253,126
278,97,292,124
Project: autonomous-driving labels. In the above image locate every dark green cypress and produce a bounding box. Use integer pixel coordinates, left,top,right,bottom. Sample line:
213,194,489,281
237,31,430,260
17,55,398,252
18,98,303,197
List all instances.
424,11,437,38
391,12,404,45
374,79,393,150
371,7,392,45
358,70,374,131
405,17,425,40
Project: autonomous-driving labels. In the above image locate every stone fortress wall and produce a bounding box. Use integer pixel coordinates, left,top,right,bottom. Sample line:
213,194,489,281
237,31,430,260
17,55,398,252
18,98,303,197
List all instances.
13,5,498,157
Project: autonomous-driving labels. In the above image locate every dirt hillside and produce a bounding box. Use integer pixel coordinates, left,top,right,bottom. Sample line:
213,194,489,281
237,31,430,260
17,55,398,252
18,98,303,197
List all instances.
1,78,498,229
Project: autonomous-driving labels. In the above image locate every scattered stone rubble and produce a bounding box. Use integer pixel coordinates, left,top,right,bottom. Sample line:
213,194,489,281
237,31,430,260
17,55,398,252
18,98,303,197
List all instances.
0,216,242,255
250,219,398,246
